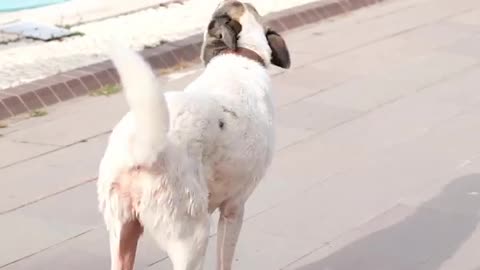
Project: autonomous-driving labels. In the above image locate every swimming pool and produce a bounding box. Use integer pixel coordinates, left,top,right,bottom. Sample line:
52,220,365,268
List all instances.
0,0,70,12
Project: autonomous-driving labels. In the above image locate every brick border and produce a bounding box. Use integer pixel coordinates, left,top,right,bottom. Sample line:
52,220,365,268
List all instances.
0,0,385,121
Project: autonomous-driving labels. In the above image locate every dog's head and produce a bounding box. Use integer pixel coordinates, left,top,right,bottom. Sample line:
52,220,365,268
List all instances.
201,1,290,69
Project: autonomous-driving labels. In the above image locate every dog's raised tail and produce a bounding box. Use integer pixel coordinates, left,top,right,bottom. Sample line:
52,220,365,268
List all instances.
110,45,169,165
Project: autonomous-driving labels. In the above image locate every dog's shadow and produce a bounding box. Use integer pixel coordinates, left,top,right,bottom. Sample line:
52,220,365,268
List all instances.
294,174,480,270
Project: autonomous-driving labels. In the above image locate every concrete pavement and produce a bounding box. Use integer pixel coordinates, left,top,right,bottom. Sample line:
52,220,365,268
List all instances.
2,0,480,268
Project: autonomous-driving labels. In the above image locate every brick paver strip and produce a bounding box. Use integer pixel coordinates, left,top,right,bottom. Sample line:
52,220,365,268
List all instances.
0,0,385,121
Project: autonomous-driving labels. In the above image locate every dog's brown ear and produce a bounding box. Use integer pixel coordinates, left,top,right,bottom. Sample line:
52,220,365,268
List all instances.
266,29,291,69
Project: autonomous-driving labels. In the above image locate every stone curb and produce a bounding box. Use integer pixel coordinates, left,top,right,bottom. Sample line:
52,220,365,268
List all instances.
0,0,385,121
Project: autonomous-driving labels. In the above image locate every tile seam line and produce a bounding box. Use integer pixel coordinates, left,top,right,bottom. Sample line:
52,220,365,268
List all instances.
0,177,97,215
10,139,62,147
0,130,111,170
0,228,95,269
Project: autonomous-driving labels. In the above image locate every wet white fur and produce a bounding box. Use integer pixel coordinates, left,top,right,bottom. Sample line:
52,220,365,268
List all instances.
97,3,276,270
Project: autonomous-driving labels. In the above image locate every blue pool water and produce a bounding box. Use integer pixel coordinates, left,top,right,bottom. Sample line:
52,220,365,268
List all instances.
0,0,70,12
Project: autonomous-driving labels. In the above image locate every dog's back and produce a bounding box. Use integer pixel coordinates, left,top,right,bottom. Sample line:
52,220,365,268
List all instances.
182,53,276,207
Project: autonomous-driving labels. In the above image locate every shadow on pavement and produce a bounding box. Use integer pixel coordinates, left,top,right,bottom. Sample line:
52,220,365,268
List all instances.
295,174,480,270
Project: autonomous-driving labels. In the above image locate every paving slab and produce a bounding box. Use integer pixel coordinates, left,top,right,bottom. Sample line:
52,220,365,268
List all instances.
449,8,480,26
285,173,480,270
0,139,57,168
436,224,480,270
0,182,96,267
287,0,480,65
285,199,479,270
0,135,107,214
274,124,315,151
255,109,480,269
1,227,167,270
442,33,480,60
272,64,356,107
5,95,126,146
313,51,477,111
283,106,480,269
276,97,361,132
271,69,329,108
401,20,480,47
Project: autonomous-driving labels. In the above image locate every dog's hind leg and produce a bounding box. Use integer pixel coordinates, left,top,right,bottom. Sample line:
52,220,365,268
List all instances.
108,219,143,270
163,217,210,270
216,201,245,270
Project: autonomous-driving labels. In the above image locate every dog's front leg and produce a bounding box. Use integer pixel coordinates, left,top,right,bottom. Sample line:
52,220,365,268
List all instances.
217,201,245,270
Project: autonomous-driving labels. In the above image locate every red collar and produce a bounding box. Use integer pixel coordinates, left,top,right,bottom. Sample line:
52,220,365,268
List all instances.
221,47,265,66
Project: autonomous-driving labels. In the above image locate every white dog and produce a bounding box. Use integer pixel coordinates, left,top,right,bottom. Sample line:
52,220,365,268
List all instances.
96,1,290,270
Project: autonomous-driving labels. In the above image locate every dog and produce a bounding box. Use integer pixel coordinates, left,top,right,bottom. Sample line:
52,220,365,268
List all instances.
96,1,290,270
